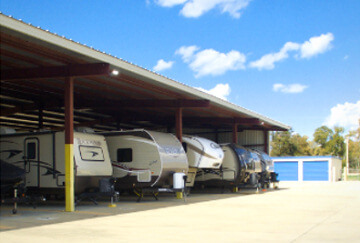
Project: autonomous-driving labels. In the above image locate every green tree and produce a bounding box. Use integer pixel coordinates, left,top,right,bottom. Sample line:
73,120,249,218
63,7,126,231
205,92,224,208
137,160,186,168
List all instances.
329,127,345,157
348,121,360,169
313,126,345,157
290,134,312,156
270,131,296,156
271,126,347,158
349,140,360,169
270,131,311,156
313,126,333,150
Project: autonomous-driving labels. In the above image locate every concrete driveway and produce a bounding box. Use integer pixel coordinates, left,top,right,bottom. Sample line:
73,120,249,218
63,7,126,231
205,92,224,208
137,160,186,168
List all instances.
1,181,359,242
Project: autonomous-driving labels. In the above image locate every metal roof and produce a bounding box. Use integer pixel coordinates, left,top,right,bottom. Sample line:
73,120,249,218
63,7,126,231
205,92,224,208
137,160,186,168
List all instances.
0,13,291,133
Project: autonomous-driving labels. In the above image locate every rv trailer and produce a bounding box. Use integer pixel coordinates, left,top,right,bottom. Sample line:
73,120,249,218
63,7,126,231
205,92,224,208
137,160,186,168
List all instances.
0,130,113,196
196,144,262,189
251,149,279,188
245,149,263,187
102,129,189,191
182,135,224,187
0,160,27,214
0,160,25,196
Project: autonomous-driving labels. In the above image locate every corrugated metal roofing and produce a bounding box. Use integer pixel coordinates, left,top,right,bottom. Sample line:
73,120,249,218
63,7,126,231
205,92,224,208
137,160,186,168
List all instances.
0,13,291,133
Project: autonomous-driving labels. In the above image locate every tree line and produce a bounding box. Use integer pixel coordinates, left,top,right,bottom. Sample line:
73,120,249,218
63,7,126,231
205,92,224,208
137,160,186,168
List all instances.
270,123,360,169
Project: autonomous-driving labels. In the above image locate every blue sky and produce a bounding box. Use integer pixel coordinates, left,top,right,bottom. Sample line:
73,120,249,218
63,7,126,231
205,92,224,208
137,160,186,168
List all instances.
1,0,359,138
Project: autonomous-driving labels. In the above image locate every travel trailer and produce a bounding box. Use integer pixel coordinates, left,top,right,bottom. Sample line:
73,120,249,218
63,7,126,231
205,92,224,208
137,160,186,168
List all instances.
251,149,279,188
0,130,113,196
0,160,25,196
102,129,188,191
182,135,224,187
0,160,27,214
246,149,263,187
195,144,262,188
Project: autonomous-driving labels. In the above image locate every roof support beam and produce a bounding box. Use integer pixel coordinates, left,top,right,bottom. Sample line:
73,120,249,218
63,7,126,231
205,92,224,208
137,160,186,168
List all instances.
184,117,260,125
0,99,64,116
79,99,210,109
1,63,110,81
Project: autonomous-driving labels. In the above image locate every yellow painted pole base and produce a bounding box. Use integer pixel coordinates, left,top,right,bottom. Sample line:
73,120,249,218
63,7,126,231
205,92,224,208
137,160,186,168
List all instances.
176,191,183,199
232,187,238,193
108,204,117,208
65,144,74,212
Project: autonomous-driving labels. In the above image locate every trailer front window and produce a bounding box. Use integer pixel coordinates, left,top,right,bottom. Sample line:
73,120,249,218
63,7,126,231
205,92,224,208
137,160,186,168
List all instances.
117,148,132,162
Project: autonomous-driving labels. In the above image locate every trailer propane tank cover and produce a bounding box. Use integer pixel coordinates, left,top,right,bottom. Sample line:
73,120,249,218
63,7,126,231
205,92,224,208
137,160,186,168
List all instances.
173,172,185,189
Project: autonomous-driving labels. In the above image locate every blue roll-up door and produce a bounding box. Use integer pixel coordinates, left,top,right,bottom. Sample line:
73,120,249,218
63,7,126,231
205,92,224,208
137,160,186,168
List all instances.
303,161,328,181
274,161,298,181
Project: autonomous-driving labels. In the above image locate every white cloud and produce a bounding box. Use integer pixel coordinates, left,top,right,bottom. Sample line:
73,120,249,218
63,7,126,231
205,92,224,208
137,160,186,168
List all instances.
300,33,334,59
250,33,334,70
176,46,246,77
249,42,300,70
324,101,360,131
196,83,231,100
175,45,199,62
156,0,251,18
219,0,251,18
153,59,174,72
190,49,246,77
155,0,187,7
273,83,308,94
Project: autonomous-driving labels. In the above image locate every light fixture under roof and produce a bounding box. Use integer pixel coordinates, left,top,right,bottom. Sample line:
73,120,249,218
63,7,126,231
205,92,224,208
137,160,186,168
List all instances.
111,69,119,76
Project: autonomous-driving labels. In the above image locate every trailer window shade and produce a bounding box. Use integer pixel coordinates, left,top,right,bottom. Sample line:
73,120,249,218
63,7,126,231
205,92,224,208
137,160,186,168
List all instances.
117,148,132,162
27,142,36,160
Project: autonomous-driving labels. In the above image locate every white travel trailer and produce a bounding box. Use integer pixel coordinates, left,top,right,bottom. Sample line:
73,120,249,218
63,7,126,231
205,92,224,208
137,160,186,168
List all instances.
102,129,189,191
196,144,262,188
0,130,113,195
182,135,224,187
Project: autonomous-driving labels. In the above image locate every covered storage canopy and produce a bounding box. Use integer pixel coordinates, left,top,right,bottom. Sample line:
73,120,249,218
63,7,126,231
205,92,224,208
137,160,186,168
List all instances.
0,14,290,134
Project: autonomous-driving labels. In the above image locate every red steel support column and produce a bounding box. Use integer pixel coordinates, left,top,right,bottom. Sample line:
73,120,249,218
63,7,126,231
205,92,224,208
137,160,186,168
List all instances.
175,107,183,142
64,77,74,212
264,130,269,154
232,123,238,144
215,128,219,143
38,104,44,129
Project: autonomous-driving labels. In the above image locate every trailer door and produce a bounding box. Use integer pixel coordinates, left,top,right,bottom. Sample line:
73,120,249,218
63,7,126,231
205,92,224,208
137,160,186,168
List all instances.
24,138,40,188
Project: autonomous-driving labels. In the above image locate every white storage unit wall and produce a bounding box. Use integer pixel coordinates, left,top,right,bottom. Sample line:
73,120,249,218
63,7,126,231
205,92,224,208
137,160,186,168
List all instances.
272,156,342,182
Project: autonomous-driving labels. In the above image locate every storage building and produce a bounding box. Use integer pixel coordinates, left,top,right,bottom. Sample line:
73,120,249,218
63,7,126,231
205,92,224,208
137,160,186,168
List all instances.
0,13,290,210
272,156,342,182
